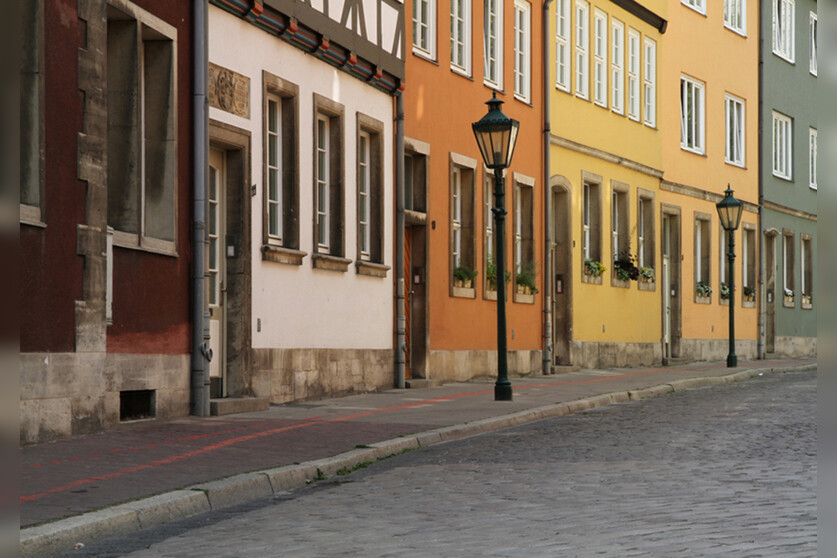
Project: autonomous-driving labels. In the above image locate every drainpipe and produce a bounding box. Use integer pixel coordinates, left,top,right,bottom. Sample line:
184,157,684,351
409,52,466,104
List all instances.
395,91,406,388
191,0,210,415
542,0,553,375
756,2,765,360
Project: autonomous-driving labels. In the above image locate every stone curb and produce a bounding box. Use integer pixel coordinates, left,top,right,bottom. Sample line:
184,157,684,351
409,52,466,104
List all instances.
19,362,814,557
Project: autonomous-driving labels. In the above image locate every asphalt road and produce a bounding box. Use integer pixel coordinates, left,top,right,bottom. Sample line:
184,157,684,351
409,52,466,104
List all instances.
64,369,817,557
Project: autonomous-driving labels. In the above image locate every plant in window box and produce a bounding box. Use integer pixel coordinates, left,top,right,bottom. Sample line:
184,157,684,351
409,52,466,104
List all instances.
719,282,731,300
584,259,606,277
743,285,756,301
696,281,713,298
486,253,511,291
783,287,795,303
802,293,812,305
639,266,655,283
515,262,539,295
453,265,478,289
613,249,640,282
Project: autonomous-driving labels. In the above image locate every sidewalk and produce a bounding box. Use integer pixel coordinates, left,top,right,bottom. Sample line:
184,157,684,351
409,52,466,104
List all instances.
20,358,815,557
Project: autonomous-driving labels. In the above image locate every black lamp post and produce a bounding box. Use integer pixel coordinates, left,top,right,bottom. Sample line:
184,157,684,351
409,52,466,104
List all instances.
472,92,520,401
716,185,743,368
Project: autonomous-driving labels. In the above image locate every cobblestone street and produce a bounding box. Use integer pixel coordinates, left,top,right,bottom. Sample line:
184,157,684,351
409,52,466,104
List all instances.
66,369,817,557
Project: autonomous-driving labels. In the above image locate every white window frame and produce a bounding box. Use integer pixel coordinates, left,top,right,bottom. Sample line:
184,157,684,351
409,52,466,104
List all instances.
725,94,746,167
514,0,531,102
266,95,283,242
772,111,792,180
682,0,706,15
316,115,330,250
583,183,591,260
719,224,728,292
450,0,472,76
611,191,619,262
555,0,571,92
413,0,436,59
783,232,795,297
773,0,795,63
575,0,590,100
452,167,463,267
611,19,624,115
809,127,817,190
483,0,503,88
680,75,705,155
627,28,640,121
643,38,656,127
485,173,494,262
810,12,817,76
593,9,608,107
358,131,371,259
724,0,747,36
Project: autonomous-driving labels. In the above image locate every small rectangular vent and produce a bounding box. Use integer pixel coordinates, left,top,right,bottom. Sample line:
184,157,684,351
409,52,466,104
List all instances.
120,390,156,421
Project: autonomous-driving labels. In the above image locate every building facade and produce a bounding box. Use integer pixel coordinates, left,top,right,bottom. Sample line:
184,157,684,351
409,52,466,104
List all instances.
20,0,194,443
760,0,817,358
403,0,545,382
207,0,404,403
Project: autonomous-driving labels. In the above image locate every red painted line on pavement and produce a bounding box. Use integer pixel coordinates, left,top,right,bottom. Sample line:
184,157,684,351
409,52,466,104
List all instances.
22,360,814,503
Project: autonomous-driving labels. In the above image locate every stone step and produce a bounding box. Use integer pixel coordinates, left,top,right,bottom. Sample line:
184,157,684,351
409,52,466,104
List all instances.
550,365,580,375
663,357,690,367
210,397,270,416
405,378,445,389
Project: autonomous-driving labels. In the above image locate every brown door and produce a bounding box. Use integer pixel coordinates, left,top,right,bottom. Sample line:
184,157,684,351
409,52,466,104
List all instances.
406,224,428,378
765,233,776,354
551,185,572,365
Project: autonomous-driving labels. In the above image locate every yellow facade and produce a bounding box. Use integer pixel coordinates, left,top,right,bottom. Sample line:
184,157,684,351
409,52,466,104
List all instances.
549,0,667,367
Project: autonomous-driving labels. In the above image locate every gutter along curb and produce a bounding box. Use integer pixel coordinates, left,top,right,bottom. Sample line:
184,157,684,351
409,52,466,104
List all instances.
20,363,815,557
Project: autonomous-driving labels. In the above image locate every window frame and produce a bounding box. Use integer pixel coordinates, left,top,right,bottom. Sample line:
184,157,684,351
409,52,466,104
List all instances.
450,152,478,297
810,12,817,76
782,230,796,306
593,9,608,108
724,94,746,168
680,75,706,155
643,37,656,128
483,0,503,89
555,0,571,92
450,0,472,76
694,213,712,302
610,182,629,287
809,127,817,190
772,111,793,181
312,94,346,264
513,173,536,302
773,0,795,64
627,28,640,121
742,225,756,306
682,0,706,16
801,234,813,308
611,19,624,115
636,190,655,272
581,172,603,284
575,0,590,100
513,0,532,102
20,0,45,227
724,0,747,36
413,0,436,60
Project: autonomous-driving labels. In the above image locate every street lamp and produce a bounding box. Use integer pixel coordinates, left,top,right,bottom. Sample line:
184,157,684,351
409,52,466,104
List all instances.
472,92,520,401
716,185,743,368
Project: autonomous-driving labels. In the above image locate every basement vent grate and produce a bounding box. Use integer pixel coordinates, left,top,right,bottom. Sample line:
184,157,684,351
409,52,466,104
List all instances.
120,390,156,422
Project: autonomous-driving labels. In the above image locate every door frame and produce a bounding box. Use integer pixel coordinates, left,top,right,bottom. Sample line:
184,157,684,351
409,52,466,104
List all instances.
208,148,228,397
209,119,252,398
550,175,573,365
661,204,682,362
764,228,779,354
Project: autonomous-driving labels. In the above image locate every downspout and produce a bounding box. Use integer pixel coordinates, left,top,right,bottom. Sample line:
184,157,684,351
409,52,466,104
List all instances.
191,0,210,415
757,1,765,360
395,91,406,388
542,0,553,375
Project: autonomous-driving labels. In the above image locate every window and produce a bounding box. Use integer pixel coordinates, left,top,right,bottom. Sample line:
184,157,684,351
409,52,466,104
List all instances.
484,0,502,88
725,0,746,35
810,12,817,75
357,114,384,264
413,0,436,59
581,176,602,266
555,0,571,91
772,111,792,180
682,0,706,14
514,175,535,297
575,0,589,100
593,10,607,107
484,172,495,287
801,235,813,306
809,128,817,189
627,29,640,121
611,185,629,280
450,154,477,293
695,216,711,297
773,0,795,63
743,226,756,296
611,19,624,115
263,73,299,252
783,231,795,302
643,38,656,127
514,1,531,102
404,138,429,213
107,3,177,252
450,0,471,75
313,94,345,259
20,0,43,225
719,224,729,297
637,194,654,270
725,95,745,167
680,76,705,154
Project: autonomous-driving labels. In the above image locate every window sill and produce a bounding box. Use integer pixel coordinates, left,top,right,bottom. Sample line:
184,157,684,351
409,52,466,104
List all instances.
720,298,729,306
412,48,438,64
725,159,746,169
113,232,178,257
513,93,532,107
484,80,503,92
20,204,45,227
694,295,711,305
743,299,756,308
484,289,497,301
262,245,306,265
582,273,603,285
772,51,795,65
20,218,46,229
451,286,476,299
724,25,747,38
312,253,351,272
356,260,390,278
638,280,656,292
802,301,813,310
611,276,630,289
555,83,571,94
783,297,795,308
405,209,428,225
450,66,473,80
513,292,535,304
680,146,707,157
773,172,793,182
681,3,707,17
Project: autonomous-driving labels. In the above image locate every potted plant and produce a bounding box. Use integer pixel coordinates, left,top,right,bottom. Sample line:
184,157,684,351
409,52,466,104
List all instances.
719,282,730,300
453,265,478,289
696,281,713,297
743,285,756,301
783,287,795,304
584,258,606,277
802,292,812,305
613,249,640,282
639,266,655,283
515,261,539,295
486,253,511,291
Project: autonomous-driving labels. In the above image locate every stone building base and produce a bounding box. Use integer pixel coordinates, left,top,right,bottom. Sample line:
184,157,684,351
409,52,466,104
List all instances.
426,350,542,382
20,353,190,445
570,342,662,370
772,336,817,359
679,339,759,362
250,348,393,404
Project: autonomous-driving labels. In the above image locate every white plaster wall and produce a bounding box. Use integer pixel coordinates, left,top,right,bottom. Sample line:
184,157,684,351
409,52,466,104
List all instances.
209,6,394,350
